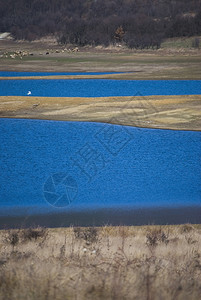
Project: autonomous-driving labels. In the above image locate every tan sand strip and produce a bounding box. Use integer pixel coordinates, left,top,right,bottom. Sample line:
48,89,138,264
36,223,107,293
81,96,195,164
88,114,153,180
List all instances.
0,94,201,131
0,73,132,80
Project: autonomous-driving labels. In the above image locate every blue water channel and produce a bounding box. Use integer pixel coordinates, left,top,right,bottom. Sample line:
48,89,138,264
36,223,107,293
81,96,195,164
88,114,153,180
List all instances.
0,71,121,77
0,79,201,97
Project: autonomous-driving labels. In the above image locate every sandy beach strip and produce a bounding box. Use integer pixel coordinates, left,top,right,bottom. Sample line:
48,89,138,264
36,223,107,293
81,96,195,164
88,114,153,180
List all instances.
0,94,201,131
0,73,133,80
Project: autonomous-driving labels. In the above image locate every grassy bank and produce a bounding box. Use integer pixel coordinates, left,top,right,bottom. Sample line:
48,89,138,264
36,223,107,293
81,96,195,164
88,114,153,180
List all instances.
1,40,201,79
0,224,201,299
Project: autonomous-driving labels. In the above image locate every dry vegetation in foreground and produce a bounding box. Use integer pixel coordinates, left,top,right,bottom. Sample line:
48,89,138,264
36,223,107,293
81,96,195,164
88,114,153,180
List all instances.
0,224,201,300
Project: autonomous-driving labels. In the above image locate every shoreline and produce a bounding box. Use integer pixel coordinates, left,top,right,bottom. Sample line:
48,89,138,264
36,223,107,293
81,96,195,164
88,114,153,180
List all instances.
1,116,201,132
0,75,201,80
1,40,201,80
1,206,201,229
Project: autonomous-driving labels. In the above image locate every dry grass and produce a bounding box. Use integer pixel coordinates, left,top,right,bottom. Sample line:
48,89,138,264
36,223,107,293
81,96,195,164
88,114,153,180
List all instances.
1,94,201,131
0,224,201,299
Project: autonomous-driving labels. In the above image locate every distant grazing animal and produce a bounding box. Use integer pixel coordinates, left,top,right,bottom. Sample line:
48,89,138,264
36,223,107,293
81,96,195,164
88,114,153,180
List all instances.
32,103,40,108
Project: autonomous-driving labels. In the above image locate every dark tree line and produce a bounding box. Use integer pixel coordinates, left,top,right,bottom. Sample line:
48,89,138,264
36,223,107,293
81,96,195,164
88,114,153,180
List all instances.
0,0,201,49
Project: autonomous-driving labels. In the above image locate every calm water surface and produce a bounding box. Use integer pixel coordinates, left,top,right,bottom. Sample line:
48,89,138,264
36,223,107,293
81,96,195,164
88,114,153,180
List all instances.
0,119,200,219
0,79,201,97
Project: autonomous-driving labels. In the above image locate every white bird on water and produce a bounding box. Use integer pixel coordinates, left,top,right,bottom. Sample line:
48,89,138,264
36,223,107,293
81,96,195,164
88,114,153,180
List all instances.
27,91,31,95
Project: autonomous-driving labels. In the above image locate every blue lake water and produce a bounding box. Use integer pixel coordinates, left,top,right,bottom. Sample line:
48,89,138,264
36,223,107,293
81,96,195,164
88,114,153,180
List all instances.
0,71,121,77
0,118,200,220
0,79,201,97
